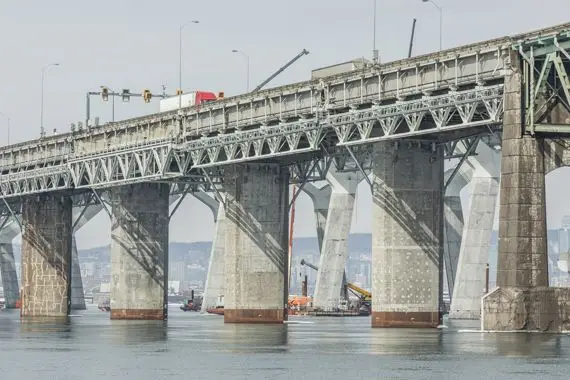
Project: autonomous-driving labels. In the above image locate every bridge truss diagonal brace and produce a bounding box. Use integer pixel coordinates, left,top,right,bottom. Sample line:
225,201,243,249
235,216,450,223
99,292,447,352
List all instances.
517,35,570,134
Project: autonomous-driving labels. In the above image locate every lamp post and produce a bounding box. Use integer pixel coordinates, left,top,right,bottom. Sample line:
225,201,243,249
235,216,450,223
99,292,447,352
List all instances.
422,0,443,51
179,20,199,109
232,49,250,92
40,62,60,137
372,0,378,63
0,111,10,145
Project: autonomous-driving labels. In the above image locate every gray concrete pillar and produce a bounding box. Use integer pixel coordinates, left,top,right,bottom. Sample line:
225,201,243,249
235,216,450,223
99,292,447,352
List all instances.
371,142,444,328
70,205,103,310
481,51,570,332
223,163,289,323
0,219,20,308
21,194,73,317
443,195,463,299
312,168,359,309
110,183,170,320
302,183,331,250
195,192,227,312
450,146,499,319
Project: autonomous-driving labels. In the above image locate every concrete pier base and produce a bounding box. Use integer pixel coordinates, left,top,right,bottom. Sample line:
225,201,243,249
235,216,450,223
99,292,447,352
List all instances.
199,194,226,312
312,168,359,309
482,287,570,332
0,220,20,308
371,142,443,328
21,194,73,317
223,164,289,324
110,183,169,320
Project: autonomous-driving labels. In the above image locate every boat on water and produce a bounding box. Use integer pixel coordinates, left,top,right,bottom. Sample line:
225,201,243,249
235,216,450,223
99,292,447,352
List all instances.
98,300,111,312
206,295,224,315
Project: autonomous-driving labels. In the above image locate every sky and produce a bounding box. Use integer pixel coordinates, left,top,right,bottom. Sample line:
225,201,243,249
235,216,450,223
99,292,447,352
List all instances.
1,0,570,248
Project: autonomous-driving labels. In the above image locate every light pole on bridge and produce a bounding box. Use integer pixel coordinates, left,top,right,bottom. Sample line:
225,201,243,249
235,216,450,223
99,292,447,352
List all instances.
0,111,10,145
179,20,200,110
232,49,250,93
422,0,443,51
40,62,60,138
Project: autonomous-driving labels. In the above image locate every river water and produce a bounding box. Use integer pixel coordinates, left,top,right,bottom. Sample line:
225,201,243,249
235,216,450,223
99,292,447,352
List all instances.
0,305,569,379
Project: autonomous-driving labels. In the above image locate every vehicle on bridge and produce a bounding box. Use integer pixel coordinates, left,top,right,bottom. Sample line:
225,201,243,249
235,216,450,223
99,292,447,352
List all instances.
159,91,220,112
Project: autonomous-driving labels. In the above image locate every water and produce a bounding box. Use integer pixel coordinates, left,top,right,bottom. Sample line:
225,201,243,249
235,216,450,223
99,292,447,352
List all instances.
1,305,569,379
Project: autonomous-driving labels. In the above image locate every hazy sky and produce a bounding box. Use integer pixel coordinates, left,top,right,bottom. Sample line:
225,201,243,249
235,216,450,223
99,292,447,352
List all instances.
1,0,570,248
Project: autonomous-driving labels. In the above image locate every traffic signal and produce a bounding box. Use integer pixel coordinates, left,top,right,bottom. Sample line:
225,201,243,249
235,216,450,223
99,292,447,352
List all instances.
101,87,109,101
122,89,130,102
218,91,225,99
176,89,183,95
143,89,152,103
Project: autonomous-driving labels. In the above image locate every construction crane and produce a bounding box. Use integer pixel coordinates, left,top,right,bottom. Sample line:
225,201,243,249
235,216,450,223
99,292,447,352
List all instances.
252,49,310,92
408,18,417,58
300,259,350,301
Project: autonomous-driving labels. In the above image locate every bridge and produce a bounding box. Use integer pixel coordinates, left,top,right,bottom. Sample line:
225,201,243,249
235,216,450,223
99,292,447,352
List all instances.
1,22,570,331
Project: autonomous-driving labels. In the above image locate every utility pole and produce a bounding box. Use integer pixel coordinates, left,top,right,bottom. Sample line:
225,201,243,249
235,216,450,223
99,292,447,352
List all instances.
40,62,60,137
179,20,199,110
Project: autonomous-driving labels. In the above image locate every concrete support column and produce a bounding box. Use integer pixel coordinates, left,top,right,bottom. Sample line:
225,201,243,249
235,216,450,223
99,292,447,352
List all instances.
21,194,73,317
481,51,570,332
110,183,170,320
312,168,359,309
450,146,499,319
223,163,289,323
194,193,226,312
70,205,103,310
303,183,331,249
371,142,444,328
443,195,463,299
0,220,21,308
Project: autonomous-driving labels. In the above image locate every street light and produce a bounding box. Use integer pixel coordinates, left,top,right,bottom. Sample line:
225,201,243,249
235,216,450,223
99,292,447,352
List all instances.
179,20,199,109
40,62,60,137
0,111,10,145
422,0,443,51
232,49,250,92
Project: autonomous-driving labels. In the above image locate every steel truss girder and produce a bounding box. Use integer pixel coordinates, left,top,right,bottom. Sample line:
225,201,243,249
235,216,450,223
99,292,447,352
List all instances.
517,34,570,135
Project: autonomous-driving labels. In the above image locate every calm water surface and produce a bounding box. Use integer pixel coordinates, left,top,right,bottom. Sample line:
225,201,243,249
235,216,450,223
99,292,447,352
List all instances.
1,305,569,379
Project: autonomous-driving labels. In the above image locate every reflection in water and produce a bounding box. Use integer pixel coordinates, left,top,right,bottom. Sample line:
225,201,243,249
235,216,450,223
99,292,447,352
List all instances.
19,315,74,338
219,323,288,353
369,328,444,355
110,320,168,345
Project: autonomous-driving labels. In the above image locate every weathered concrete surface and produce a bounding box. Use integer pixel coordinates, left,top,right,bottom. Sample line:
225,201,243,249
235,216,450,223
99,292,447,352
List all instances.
482,287,570,332
223,164,289,323
302,183,331,249
371,142,444,328
443,167,468,301
0,219,21,308
482,50,570,332
21,194,73,317
110,183,170,320
312,167,359,309
197,193,226,312
450,143,500,320
70,205,103,310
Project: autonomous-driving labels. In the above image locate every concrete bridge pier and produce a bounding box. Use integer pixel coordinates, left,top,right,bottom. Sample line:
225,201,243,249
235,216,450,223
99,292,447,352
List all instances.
443,168,468,302
223,163,289,323
21,194,73,318
371,141,444,328
0,219,21,308
311,167,360,310
70,205,103,310
481,52,570,332
450,143,500,320
193,192,226,312
110,183,170,320
302,182,331,250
